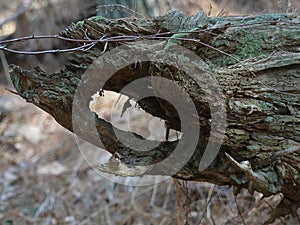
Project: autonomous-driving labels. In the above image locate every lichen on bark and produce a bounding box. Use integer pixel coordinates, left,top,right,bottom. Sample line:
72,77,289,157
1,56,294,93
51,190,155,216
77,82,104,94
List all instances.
9,11,300,219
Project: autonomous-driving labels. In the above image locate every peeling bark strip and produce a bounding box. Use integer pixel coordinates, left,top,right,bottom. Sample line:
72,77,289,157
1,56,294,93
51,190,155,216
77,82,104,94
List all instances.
9,11,300,213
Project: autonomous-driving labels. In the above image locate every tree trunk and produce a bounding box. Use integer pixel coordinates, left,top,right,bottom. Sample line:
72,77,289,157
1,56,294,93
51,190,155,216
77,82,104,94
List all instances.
96,0,155,18
9,11,300,218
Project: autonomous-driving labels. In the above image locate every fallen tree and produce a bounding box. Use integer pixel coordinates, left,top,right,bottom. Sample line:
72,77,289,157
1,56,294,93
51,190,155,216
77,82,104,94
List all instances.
7,11,300,222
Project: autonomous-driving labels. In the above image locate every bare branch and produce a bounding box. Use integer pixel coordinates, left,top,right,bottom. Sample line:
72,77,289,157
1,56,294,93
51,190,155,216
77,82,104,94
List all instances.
0,42,96,55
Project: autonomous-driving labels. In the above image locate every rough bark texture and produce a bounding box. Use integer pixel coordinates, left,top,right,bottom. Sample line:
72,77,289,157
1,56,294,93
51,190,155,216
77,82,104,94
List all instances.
9,11,300,218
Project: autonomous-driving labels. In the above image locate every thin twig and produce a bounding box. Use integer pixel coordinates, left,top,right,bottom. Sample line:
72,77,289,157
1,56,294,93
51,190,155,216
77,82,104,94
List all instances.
0,50,13,88
233,194,247,225
2,17,297,45
1,17,298,96
263,199,285,224
0,42,95,55
198,184,216,224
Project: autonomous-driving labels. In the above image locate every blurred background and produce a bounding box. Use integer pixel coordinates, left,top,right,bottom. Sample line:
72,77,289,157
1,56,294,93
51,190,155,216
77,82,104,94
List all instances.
0,1,300,224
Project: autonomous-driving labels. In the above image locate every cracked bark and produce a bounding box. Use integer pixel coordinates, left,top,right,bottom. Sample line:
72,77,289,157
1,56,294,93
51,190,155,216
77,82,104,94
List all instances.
9,11,300,219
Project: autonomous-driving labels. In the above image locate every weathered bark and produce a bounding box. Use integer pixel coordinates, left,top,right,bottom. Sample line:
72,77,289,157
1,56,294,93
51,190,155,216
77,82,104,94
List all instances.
9,11,300,218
